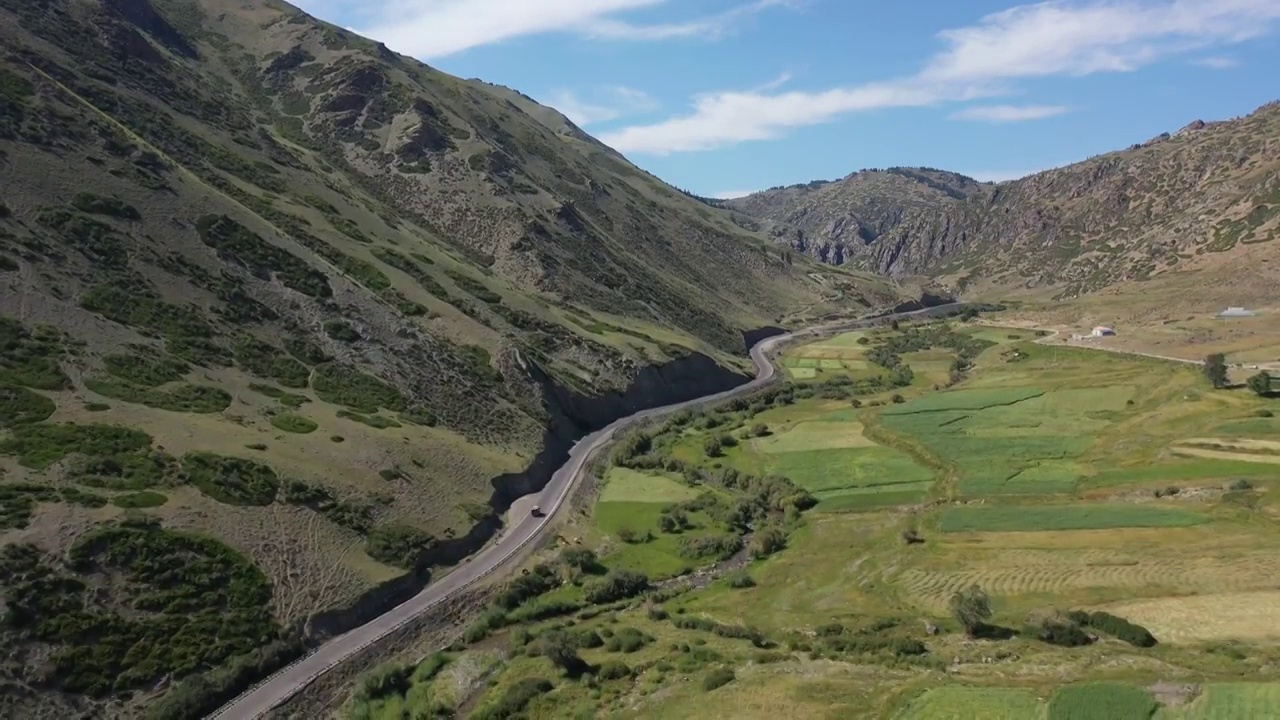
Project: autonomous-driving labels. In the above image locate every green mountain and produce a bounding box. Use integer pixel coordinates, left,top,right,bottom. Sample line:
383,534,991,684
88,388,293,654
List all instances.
0,0,897,715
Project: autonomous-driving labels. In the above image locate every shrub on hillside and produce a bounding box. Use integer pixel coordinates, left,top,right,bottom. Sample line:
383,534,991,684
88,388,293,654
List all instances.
702,668,735,691
583,570,649,604
1071,610,1157,647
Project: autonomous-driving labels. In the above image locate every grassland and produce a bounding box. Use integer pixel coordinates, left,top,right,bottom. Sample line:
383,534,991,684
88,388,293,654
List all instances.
351,320,1280,719
937,504,1212,533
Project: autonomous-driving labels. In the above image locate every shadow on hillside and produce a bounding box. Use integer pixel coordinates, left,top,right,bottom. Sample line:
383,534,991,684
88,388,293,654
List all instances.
970,623,1019,641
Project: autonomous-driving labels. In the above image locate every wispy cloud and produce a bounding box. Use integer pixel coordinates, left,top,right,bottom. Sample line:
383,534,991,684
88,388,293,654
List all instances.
1192,56,1240,69
545,86,659,126
949,104,1070,123
338,0,792,59
602,0,1280,154
581,0,795,40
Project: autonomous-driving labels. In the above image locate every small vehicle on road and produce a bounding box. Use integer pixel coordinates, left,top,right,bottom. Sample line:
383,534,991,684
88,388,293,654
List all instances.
530,504,543,517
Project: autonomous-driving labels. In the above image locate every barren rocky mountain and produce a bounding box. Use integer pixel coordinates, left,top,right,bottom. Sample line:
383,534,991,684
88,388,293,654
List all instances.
0,0,896,716
728,103,1280,300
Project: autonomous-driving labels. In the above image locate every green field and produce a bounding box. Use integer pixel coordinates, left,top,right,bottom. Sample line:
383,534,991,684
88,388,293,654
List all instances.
355,321,1280,719
768,446,935,494
591,501,723,578
1047,683,1158,720
1157,683,1280,719
897,686,1046,720
599,467,702,504
878,384,1138,495
938,504,1212,533
814,481,933,511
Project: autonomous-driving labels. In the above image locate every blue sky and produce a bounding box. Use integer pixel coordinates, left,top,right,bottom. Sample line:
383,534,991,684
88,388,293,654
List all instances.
294,0,1280,198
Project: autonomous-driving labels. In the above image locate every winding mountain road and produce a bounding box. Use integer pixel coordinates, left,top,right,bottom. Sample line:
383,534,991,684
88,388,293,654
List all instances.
206,305,956,720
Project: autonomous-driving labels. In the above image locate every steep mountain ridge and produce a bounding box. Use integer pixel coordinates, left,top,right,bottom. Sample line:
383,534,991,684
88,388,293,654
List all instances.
729,103,1280,299
0,0,898,716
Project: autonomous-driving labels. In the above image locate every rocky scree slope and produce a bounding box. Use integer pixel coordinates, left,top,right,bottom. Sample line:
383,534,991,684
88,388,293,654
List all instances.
0,0,895,716
727,103,1280,299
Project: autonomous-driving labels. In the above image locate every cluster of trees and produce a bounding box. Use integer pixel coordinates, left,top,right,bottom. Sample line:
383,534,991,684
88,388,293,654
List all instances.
950,584,1156,649
1203,354,1275,397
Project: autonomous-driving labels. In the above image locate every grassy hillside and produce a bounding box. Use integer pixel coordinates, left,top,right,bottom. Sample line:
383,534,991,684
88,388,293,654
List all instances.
0,0,899,715
728,105,1280,304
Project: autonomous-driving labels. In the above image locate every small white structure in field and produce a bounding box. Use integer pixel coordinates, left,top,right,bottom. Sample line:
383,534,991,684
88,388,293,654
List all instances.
1218,307,1256,318
1091,326,1116,337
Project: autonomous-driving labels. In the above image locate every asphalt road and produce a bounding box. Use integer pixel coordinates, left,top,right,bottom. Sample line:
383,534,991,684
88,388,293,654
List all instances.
206,304,956,720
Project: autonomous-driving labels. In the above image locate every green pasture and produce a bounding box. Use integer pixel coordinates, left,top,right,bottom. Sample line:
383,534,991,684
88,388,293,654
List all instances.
938,504,1211,533
767,446,935,495
1046,683,1158,720
1085,458,1280,488
896,686,1046,720
1157,683,1280,719
752,420,875,453
591,501,721,578
598,467,701,504
814,481,932,511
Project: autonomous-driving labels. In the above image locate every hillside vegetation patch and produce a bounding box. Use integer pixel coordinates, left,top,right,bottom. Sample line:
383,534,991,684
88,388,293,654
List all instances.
180,452,280,505
0,520,278,697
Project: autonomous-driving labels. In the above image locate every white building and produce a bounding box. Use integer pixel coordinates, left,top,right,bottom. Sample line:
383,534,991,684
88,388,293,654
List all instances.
1218,307,1256,318
1091,326,1116,337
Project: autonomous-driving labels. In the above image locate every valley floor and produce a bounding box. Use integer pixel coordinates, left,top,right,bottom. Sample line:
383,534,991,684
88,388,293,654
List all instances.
342,317,1280,720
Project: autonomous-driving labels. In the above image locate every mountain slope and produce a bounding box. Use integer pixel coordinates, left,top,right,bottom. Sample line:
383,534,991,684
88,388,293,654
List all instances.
0,0,898,716
729,104,1280,300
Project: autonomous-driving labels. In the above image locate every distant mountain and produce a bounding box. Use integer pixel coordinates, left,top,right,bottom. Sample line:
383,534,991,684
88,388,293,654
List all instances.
727,104,1280,299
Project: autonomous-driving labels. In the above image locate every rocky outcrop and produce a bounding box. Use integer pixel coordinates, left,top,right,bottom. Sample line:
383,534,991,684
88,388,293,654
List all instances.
729,102,1280,298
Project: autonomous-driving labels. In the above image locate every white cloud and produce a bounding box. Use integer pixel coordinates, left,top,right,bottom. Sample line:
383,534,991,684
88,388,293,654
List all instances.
342,0,791,59
579,0,796,41
599,81,966,155
546,86,658,126
603,0,1280,154
1193,56,1240,68
949,104,1070,122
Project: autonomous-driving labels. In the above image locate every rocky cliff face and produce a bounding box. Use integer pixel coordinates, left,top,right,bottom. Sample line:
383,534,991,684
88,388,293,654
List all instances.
728,103,1280,299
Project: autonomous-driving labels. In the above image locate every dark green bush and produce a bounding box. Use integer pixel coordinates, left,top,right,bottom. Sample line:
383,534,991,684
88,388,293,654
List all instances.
270,414,318,434
472,678,553,720
0,316,71,390
3,521,278,699
702,667,735,691
234,337,310,388
365,524,435,569
112,491,168,508
180,452,280,505
0,422,152,469
102,349,188,386
71,192,141,220
1077,610,1157,647
85,378,232,413
583,570,649,604
596,660,631,680
677,534,743,561
195,215,331,298
313,363,405,413
323,320,360,342
0,384,56,427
